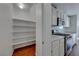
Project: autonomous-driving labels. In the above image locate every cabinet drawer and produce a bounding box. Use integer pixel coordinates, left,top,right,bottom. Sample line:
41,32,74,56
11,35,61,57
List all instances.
52,7,57,25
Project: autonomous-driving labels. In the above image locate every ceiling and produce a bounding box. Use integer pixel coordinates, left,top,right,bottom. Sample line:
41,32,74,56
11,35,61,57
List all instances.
54,3,79,14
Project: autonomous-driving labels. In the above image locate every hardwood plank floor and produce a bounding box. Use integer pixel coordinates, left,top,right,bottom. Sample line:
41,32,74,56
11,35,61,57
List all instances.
12,44,36,56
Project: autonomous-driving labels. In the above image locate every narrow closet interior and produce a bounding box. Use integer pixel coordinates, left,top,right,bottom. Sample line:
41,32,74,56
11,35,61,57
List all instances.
11,3,36,56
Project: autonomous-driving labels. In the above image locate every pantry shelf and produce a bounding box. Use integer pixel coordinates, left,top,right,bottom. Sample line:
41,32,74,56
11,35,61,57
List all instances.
12,17,36,48
12,39,36,45
12,17,36,23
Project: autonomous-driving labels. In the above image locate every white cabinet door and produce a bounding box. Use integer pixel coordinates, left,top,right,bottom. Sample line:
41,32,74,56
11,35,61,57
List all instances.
51,35,64,56
52,7,57,25
52,47,59,56
59,39,64,56
64,14,70,27
51,40,59,56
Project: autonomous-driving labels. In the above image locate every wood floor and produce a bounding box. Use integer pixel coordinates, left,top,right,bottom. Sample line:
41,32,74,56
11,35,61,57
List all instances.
12,44,36,56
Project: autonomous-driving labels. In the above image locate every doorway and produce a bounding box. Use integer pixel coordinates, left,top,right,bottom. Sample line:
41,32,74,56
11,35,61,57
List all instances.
12,3,36,56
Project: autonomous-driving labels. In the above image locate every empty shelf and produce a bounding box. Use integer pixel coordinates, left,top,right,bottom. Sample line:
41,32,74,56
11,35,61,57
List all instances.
12,39,35,45
12,17,36,23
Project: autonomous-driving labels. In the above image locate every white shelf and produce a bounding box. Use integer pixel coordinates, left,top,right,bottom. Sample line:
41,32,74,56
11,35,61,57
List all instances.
13,37,35,44
13,35,36,39
13,40,36,49
13,32,35,37
13,31,36,34
13,30,35,33
13,25,36,28
13,26,36,31
12,16,36,48
12,39,35,45
12,17,36,23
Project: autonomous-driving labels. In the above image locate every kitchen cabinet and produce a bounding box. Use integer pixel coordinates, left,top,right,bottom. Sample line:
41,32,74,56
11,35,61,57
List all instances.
60,12,64,20
56,9,64,26
51,35,64,56
51,40,59,56
52,7,57,25
59,39,64,56
57,10,61,18
64,14,70,27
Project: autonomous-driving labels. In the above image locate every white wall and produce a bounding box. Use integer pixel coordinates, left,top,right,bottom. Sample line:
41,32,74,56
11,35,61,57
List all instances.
76,15,79,38
12,3,36,21
0,4,13,56
64,15,77,33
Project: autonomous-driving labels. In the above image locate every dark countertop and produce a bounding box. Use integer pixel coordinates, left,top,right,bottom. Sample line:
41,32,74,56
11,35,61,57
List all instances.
52,30,76,36
52,32,71,36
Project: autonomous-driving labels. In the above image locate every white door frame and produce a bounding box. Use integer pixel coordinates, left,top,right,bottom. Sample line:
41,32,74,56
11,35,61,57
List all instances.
36,3,43,56
36,3,52,56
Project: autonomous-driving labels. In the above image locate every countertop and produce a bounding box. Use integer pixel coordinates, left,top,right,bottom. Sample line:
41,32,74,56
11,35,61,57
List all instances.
52,30,76,36
52,32,71,36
